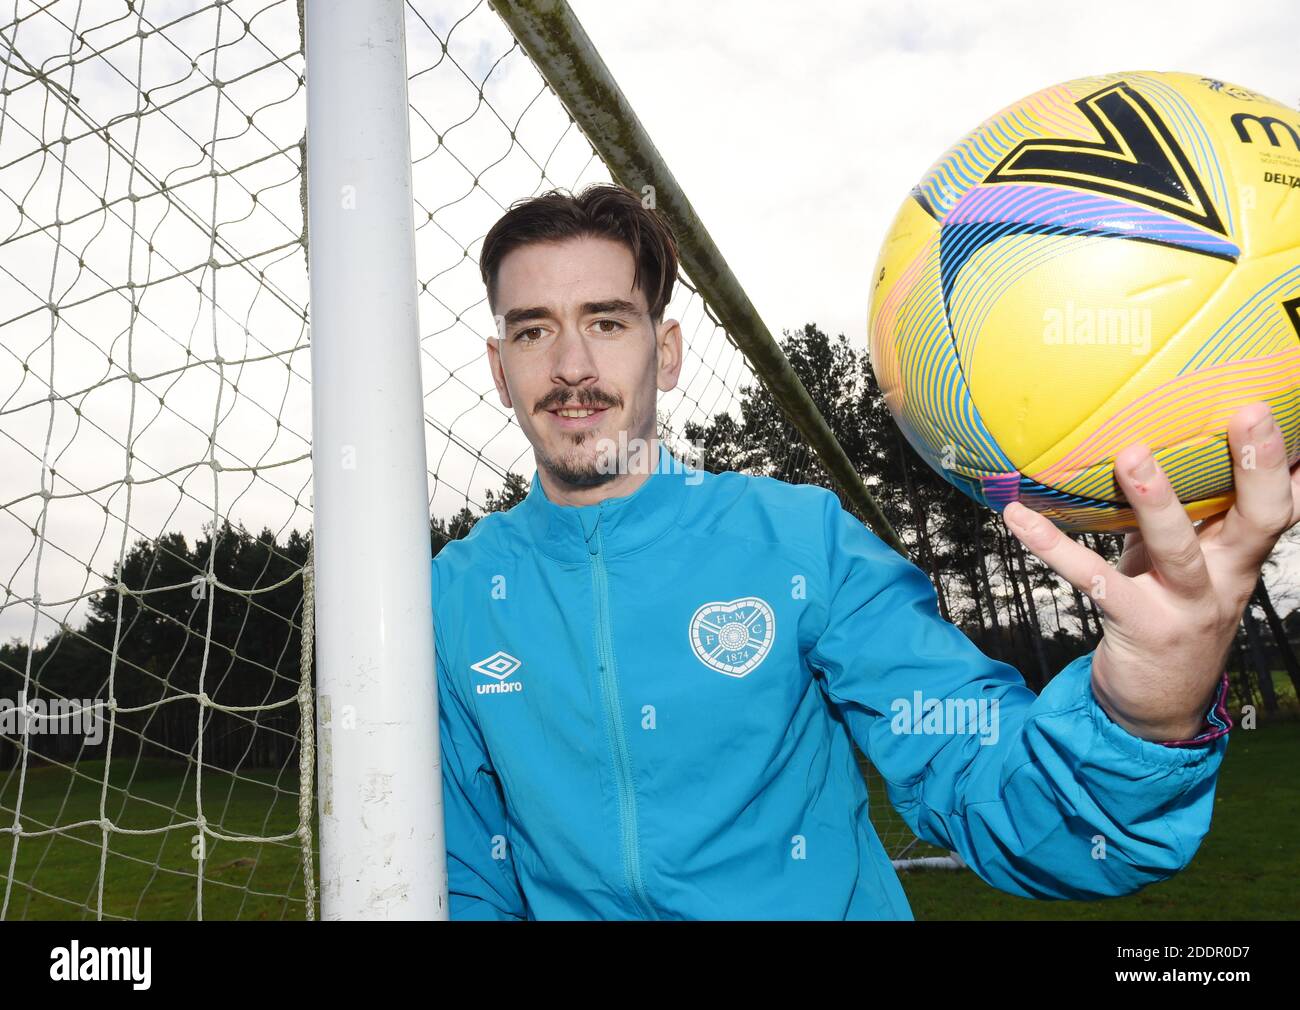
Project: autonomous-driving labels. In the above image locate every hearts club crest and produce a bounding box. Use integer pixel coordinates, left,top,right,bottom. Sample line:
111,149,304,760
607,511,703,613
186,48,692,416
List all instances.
688,597,776,678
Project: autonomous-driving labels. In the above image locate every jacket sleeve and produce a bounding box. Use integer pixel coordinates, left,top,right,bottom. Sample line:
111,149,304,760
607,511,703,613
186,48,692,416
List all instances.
804,491,1227,900
434,588,527,920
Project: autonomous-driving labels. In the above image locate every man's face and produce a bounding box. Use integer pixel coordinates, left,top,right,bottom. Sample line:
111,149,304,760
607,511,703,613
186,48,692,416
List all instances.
487,235,682,489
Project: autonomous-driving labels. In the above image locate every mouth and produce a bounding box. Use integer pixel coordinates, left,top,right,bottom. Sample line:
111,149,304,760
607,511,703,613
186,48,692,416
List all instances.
545,405,611,431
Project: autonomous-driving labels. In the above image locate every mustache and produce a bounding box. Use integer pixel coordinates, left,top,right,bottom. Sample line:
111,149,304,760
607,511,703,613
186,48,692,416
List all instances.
535,388,622,414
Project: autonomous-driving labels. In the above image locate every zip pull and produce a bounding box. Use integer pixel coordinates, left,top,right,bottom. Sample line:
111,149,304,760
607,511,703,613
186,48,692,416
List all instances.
579,505,602,556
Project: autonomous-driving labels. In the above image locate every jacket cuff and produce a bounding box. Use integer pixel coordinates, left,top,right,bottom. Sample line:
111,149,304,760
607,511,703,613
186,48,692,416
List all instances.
1039,652,1224,769
1157,669,1233,749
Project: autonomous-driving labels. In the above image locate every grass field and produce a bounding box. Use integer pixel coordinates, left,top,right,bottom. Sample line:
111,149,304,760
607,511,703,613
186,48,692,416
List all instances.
0,758,311,920
2,715,1296,920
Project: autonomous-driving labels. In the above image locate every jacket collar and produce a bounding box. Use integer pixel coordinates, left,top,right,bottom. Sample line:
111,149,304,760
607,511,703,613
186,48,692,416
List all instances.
520,442,694,562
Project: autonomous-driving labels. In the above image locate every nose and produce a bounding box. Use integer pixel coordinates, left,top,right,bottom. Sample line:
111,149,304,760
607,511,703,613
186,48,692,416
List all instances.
550,326,598,390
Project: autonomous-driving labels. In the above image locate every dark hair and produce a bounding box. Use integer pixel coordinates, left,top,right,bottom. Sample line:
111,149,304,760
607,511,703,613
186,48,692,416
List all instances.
479,183,679,322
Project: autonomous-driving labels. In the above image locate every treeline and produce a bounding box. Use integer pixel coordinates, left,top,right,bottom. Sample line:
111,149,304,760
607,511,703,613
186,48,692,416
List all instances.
1,525,311,773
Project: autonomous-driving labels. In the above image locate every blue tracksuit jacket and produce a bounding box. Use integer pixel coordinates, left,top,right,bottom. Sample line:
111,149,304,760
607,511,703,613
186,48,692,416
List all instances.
430,444,1228,919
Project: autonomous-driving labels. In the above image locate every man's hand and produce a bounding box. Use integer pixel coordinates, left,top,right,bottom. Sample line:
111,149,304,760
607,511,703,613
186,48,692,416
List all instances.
1002,401,1300,742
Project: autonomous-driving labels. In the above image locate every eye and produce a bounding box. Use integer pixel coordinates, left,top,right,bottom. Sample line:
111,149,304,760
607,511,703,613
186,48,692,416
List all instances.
593,318,625,334
514,326,545,343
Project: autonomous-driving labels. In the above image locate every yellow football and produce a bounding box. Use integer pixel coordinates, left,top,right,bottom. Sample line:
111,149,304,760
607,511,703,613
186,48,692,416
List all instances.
868,71,1300,533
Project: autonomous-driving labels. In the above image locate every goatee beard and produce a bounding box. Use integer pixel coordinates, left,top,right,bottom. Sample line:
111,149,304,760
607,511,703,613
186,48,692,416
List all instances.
539,435,620,489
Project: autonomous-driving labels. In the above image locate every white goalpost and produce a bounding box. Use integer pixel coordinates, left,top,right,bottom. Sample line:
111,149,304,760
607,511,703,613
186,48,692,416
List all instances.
0,0,952,921
303,0,445,920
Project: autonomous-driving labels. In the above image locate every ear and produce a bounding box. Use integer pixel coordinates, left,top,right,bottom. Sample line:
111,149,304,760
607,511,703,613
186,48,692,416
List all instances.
486,335,513,409
655,317,683,394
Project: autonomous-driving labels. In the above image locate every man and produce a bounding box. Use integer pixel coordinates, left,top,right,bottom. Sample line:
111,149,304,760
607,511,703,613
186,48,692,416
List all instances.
431,183,1298,920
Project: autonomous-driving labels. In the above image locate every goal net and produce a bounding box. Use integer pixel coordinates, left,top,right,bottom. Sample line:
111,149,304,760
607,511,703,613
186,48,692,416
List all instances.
0,0,947,921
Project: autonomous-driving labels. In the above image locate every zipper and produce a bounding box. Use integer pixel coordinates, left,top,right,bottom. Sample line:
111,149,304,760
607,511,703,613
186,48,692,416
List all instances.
587,520,657,920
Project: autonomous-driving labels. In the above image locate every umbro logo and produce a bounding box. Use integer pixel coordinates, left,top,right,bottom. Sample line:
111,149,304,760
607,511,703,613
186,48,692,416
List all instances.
471,651,524,695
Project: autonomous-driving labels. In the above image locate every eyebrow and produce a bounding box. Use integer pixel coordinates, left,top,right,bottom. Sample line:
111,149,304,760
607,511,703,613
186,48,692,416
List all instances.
582,299,640,317
501,299,642,327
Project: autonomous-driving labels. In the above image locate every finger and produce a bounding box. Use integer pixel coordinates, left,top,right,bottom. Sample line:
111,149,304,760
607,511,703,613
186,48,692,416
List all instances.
1114,441,1209,601
1291,460,1300,528
1215,402,1296,571
1003,502,1141,617
1116,530,1149,578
